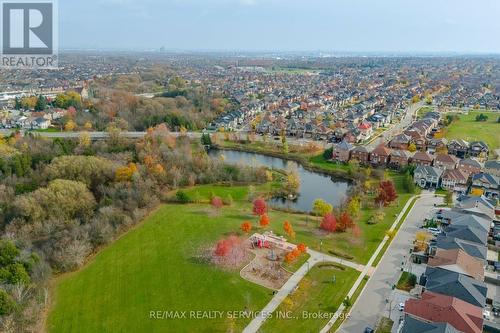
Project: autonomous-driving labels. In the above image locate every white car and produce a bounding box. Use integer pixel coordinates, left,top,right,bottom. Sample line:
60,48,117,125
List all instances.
399,303,405,311
483,310,491,320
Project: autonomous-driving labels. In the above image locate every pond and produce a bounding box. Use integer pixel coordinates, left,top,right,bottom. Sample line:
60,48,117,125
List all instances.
208,149,352,212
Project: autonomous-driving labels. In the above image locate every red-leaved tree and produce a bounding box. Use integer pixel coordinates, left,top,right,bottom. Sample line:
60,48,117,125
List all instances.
253,198,267,216
320,213,337,233
337,212,354,232
375,180,398,207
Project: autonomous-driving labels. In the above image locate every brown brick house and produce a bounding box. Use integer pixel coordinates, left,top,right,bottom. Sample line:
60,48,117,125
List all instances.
412,151,434,166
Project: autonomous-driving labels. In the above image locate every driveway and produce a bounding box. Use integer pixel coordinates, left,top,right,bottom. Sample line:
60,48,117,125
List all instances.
337,194,443,333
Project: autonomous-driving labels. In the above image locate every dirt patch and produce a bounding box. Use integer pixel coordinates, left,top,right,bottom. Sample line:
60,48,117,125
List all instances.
240,248,292,290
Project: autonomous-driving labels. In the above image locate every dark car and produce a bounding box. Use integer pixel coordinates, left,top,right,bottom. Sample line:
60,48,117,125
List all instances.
364,328,375,333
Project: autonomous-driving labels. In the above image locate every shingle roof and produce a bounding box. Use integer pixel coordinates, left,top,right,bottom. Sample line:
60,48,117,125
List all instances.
424,267,487,307
443,224,488,245
435,236,487,261
401,314,460,333
404,291,482,333
428,248,484,281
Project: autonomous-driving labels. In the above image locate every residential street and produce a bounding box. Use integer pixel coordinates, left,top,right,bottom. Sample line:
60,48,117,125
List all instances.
365,100,425,150
337,193,443,333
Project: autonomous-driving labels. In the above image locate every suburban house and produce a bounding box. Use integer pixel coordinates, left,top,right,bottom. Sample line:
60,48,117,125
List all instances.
448,139,470,159
401,315,460,333
423,266,487,308
458,158,483,178
434,153,459,170
470,173,499,199
455,195,496,221
405,129,427,151
437,210,492,234
331,140,354,163
32,117,51,130
414,165,443,188
427,138,448,154
389,133,412,150
469,141,489,160
389,150,411,169
370,145,391,166
412,151,434,166
441,169,469,193
484,160,500,178
350,146,370,165
427,248,484,281
404,291,483,333
357,121,373,141
431,236,487,262
442,225,488,246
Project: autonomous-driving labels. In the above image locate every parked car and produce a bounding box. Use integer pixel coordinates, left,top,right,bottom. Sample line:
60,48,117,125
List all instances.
483,310,491,320
399,303,405,311
364,328,375,333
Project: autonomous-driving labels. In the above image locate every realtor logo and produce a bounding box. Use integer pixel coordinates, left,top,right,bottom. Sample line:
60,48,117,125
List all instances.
1,0,58,68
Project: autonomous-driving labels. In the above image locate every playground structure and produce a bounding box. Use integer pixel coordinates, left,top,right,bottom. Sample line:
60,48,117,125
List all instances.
250,231,298,252
240,232,300,290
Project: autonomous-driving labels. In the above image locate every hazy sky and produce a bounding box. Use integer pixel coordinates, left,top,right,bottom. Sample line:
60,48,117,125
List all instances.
60,0,500,53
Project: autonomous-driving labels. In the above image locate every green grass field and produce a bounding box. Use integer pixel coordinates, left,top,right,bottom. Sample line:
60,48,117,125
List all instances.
260,263,359,333
445,111,500,149
48,203,273,333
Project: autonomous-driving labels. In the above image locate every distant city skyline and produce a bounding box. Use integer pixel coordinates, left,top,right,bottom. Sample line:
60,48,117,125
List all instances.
60,0,500,54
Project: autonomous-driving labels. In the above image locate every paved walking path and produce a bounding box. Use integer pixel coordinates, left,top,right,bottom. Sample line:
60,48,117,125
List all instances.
242,250,365,333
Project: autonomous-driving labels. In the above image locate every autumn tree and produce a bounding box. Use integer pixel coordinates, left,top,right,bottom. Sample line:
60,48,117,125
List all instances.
115,163,138,182
346,195,361,219
241,221,252,234
259,214,270,228
64,119,76,131
337,212,354,233
375,180,398,207
253,198,267,216
312,199,333,217
284,170,300,195
408,143,417,152
283,221,295,239
297,243,307,253
320,213,337,233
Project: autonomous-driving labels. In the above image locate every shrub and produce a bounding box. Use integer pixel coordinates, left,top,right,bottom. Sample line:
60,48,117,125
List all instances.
175,190,191,204
0,289,15,315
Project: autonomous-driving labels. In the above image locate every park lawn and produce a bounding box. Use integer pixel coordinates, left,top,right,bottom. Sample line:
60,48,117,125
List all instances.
48,202,273,333
445,111,500,150
183,183,274,202
260,263,359,333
